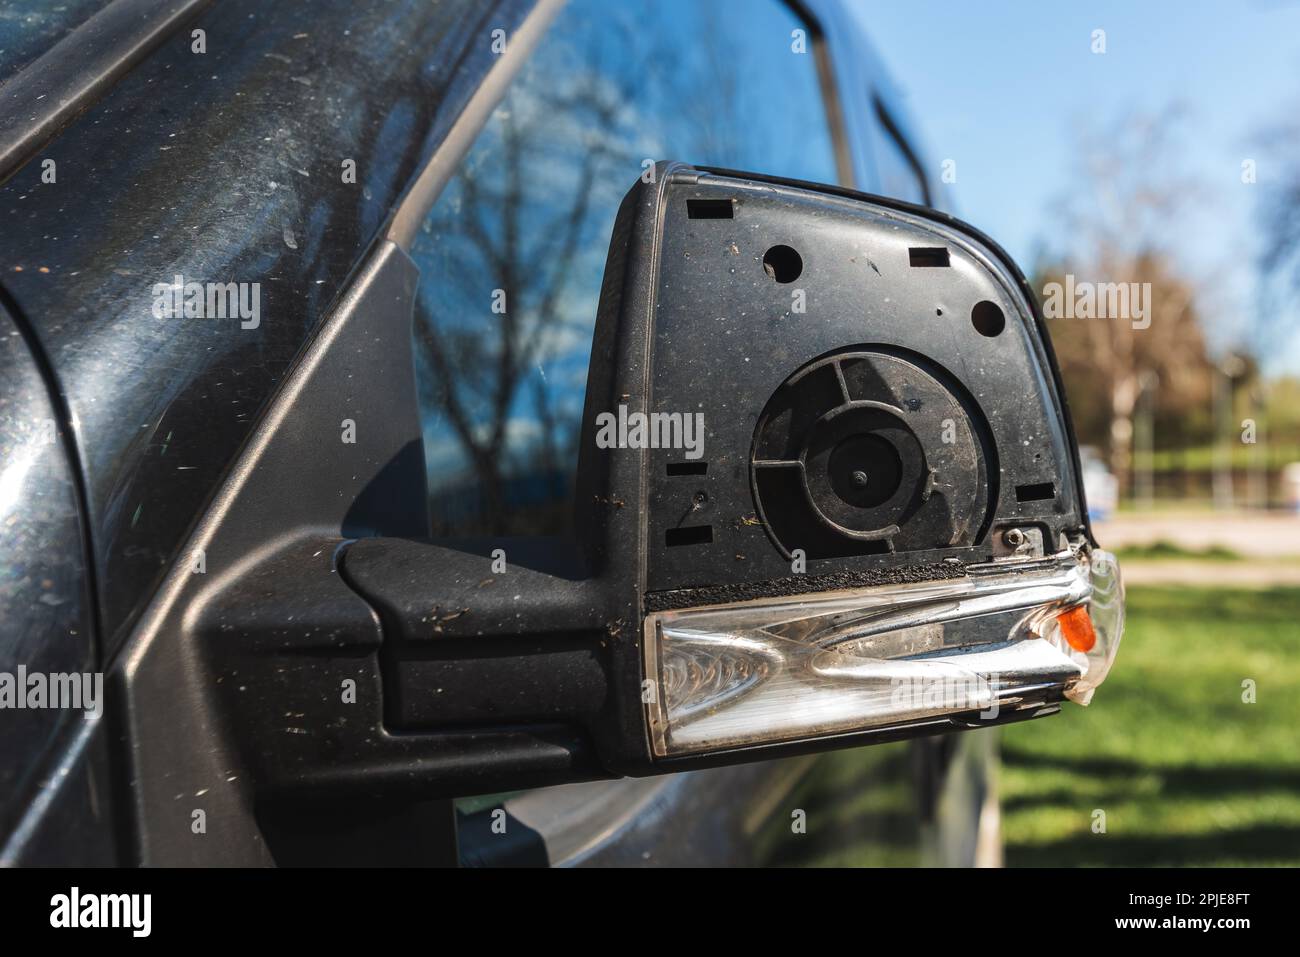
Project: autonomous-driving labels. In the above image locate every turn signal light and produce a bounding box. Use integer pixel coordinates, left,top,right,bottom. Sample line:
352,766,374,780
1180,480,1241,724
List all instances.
643,549,1125,757
1058,604,1097,652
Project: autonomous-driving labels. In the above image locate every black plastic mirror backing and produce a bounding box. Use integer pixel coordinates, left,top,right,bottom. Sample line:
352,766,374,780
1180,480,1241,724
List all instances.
336,163,1101,785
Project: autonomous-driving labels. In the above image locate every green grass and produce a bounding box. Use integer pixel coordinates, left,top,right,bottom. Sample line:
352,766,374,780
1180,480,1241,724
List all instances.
1002,585,1300,866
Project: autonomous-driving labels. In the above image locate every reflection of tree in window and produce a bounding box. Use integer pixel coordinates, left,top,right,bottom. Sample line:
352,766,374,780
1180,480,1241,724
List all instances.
411,0,839,536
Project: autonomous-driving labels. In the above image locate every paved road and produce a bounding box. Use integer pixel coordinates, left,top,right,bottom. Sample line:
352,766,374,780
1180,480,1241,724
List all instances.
1094,510,1300,558
1117,560,1300,587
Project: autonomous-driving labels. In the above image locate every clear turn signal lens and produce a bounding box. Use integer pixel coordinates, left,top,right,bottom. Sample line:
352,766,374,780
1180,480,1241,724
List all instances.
1038,549,1124,705
643,549,1124,757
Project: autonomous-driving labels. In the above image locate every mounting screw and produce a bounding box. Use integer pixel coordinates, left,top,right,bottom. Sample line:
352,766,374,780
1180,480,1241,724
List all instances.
851,470,869,488
1002,527,1026,548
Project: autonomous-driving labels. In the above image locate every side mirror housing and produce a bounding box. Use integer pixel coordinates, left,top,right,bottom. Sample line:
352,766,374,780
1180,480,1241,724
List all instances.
340,163,1123,784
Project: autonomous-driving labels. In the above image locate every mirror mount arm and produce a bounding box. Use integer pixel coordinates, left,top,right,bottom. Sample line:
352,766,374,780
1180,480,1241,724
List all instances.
196,535,619,805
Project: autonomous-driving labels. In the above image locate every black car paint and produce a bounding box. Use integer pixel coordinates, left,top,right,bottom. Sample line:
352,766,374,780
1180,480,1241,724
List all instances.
0,0,111,88
0,303,97,846
0,0,213,182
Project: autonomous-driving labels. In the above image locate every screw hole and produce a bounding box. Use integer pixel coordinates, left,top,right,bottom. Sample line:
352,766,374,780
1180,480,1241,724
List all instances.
971,300,1005,337
762,245,802,283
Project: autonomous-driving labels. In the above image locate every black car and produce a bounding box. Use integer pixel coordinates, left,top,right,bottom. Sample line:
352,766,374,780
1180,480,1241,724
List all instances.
0,0,1123,867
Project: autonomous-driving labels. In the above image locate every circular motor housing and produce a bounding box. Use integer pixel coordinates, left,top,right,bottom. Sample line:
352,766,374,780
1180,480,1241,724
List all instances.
750,349,992,559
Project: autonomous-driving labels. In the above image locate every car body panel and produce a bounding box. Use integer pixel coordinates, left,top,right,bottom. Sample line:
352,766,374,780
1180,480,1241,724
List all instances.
0,0,111,87
0,301,100,849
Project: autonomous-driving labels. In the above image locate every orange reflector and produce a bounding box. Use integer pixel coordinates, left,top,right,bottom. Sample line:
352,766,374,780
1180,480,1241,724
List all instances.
1058,605,1097,652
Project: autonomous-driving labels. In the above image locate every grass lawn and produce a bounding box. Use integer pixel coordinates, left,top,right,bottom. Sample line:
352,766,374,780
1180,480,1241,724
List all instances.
1114,541,1243,562
1002,585,1300,866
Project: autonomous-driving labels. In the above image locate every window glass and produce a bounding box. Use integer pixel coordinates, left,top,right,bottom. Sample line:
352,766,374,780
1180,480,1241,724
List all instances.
410,0,840,536
872,95,930,206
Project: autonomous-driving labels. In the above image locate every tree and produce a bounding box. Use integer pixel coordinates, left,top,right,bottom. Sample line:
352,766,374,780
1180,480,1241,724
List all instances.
1035,109,1216,494
1039,254,1212,485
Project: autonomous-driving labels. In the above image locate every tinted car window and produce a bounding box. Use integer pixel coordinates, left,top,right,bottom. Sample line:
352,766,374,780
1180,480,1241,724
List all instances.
871,94,930,205
410,0,841,536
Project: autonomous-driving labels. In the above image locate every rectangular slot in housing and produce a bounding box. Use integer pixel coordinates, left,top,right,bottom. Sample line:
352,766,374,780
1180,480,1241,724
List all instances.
666,461,708,476
908,247,950,267
687,199,735,219
666,525,713,547
1015,481,1056,503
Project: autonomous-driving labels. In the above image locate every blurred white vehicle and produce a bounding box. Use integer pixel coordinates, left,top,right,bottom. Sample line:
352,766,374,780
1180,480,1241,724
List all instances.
1080,446,1119,521
1282,462,1300,513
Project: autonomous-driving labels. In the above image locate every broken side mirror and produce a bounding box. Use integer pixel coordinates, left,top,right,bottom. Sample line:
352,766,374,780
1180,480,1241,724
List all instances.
338,163,1124,784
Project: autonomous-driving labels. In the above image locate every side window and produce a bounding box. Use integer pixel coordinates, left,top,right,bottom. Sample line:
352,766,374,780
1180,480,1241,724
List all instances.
409,0,841,537
871,94,931,206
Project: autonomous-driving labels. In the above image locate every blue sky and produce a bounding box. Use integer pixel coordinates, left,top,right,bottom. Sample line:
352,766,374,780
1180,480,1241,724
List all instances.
849,0,1300,372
